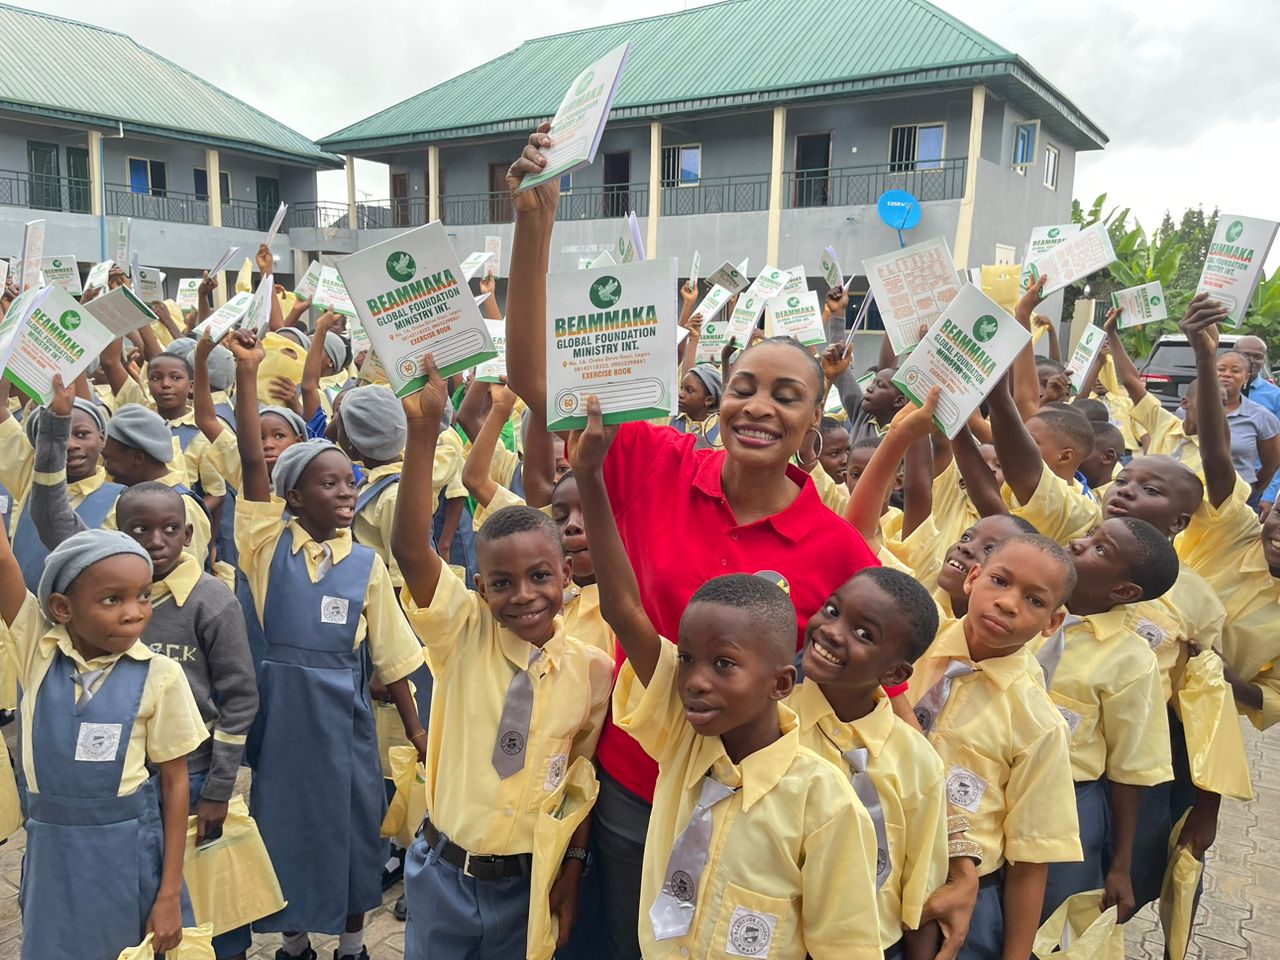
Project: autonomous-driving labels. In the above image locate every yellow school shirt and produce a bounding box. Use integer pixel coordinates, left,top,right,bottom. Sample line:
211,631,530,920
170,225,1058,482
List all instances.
1177,492,1280,729
3,592,207,796
615,641,882,960
1130,394,1202,476
400,565,612,855
811,466,849,515
562,582,614,658
234,498,422,684
788,682,948,950
1029,609,1172,786
353,462,404,589
0,415,35,510
435,427,466,505
1001,463,1101,544
487,443,520,491
931,460,980,554
906,620,1081,875
206,429,243,491
471,482,529,530
157,466,213,566
882,514,943,588
1101,389,1140,453
167,411,227,498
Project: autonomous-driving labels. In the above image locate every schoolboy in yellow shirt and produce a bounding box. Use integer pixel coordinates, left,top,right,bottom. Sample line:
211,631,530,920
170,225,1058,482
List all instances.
906,534,1082,960
572,395,882,960
792,565,949,959
392,361,614,960
1031,517,1178,921
1178,296,1280,728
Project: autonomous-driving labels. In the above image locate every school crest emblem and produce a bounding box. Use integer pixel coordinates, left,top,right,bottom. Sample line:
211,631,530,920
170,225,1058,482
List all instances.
669,870,695,902
727,908,776,957
1134,618,1166,650
946,766,986,813
499,730,525,756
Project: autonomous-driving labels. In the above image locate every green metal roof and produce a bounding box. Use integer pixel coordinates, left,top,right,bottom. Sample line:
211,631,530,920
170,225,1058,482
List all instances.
320,0,1107,155
0,4,343,168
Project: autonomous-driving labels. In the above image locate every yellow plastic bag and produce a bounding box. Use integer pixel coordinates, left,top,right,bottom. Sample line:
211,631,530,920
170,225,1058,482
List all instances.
982,264,1022,316
1177,650,1252,800
183,796,287,935
1159,812,1203,960
116,923,215,959
375,698,413,775
381,744,427,848
527,756,599,960
234,257,253,293
257,331,307,401
1032,890,1122,959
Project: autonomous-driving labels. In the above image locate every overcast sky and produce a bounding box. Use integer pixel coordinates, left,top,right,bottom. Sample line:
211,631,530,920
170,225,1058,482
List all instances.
23,0,1280,263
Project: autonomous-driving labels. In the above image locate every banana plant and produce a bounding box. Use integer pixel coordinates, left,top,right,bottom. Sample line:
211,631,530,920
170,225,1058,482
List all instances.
1244,270,1280,339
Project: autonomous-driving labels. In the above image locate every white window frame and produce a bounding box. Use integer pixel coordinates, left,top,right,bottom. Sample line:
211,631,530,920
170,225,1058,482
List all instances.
662,143,702,187
1012,120,1040,173
193,167,232,202
1042,144,1060,191
994,243,1016,265
887,122,947,170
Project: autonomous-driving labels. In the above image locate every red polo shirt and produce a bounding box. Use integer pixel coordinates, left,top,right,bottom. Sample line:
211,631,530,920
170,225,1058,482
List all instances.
597,421,879,802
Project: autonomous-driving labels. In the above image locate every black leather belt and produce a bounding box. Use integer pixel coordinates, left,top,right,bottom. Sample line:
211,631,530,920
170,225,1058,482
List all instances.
422,817,533,881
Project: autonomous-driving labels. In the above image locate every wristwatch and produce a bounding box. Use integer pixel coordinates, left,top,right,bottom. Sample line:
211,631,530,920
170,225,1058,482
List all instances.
563,846,589,864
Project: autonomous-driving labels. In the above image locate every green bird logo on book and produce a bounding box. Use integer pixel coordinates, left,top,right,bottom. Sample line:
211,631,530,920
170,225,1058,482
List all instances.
1226,220,1244,243
973,315,998,343
590,276,621,309
59,310,81,331
386,252,416,283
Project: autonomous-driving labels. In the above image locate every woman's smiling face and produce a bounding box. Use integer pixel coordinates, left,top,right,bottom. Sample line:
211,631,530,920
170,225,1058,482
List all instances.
718,341,822,470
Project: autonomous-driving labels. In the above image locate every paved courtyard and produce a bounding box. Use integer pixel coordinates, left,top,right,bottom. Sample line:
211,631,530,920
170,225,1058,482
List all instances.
0,719,1274,958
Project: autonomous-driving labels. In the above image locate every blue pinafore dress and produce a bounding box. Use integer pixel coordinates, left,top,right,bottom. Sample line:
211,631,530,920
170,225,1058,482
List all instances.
12,481,124,590
20,651,193,960
249,534,388,933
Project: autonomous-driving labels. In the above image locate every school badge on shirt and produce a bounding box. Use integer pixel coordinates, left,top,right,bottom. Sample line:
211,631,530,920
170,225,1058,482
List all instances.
946,766,987,813
321,595,350,624
726,906,777,957
1134,618,1166,651
75,722,122,762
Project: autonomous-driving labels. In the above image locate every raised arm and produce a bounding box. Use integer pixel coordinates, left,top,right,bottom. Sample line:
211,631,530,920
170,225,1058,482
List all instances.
988,369,1044,505
0,519,24,627
192,334,224,444
301,309,339,421
29,375,88,550
1072,311,1116,403
949,427,1007,518
392,356,450,606
522,410,557,509
1182,294,1234,507
900,431,934,538
283,295,311,332
571,397,662,685
503,124,561,418
461,383,516,508
1105,312,1147,403
97,338,134,396
1033,314,1061,363
454,375,491,445
478,274,502,321
228,332,270,503
842,388,938,544
1012,275,1048,420
195,272,216,329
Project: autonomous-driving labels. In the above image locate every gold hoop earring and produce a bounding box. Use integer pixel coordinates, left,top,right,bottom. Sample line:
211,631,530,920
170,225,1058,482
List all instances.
799,426,823,467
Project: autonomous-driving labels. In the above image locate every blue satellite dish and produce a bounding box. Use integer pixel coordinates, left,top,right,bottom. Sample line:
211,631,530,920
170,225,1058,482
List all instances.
877,190,922,231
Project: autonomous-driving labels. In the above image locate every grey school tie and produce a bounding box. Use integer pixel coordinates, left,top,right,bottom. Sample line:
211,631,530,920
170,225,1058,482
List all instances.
1035,615,1081,690
649,775,738,940
72,668,108,712
913,660,975,735
843,746,891,889
491,647,542,779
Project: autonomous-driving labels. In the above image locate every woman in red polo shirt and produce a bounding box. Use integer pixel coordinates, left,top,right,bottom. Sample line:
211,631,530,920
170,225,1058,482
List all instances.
503,127,878,959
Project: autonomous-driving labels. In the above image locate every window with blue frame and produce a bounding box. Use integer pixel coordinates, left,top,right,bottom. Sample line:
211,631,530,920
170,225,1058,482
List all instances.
128,158,167,196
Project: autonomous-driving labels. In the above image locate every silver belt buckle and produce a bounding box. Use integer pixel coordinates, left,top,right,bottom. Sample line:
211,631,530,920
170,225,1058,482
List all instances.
462,851,475,878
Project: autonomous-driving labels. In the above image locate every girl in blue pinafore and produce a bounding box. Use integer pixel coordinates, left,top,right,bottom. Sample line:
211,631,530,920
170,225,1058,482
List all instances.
229,329,426,960
0,527,207,960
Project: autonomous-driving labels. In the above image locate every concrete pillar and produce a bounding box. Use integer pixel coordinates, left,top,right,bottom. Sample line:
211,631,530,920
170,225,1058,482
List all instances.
951,84,986,268
647,121,661,257
766,106,787,265
205,148,222,227
346,156,358,229
428,146,440,223
87,130,103,217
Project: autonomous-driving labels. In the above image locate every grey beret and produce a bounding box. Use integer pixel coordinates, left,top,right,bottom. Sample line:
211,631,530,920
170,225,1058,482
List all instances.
272,438,349,502
323,332,347,372
26,398,107,446
341,386,406,462
687,364,724,404
107,403,174,464
206,345,236,392
260,404,307,438
39,528,152,617
278,328,312,352
164,338,197,362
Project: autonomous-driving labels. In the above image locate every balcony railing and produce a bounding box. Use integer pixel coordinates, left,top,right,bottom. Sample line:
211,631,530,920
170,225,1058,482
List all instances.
785,158,967,209
0,168,93,214
286,201,357,229
661,175,769,216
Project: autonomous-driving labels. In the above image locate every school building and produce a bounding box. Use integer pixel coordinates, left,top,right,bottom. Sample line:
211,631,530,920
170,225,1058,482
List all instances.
0,3,342,294
317,0,1108,287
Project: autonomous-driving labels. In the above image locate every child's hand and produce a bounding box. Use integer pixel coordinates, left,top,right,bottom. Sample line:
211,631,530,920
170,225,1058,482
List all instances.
108,265,129,290
1014,274,1048,326
1103,306,1120,333
920,860,978,960
824,287,849,318
479,273,496,296
1179,293,1228,353
820,343,851,383
683,313,704,338
720,336,738,367
548,859,584,948
194,798,228,845
1176,798,1218,859
255,243,273,276
1031,314,1053,335
888,385,940,442
267,376,299,409
490,380,517,410
146,890,183,953
505,122,561,217
194,331,215,364
49,374,75,417
79,284,100,305
315,308,341,335
403,354,448,425
226,330,263,367
1101,864,1136,922
567,396,616,474
198,271,216,297
680,280,698,304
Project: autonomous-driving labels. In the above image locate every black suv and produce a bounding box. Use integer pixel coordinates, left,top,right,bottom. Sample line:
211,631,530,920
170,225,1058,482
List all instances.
1139,333,1242,411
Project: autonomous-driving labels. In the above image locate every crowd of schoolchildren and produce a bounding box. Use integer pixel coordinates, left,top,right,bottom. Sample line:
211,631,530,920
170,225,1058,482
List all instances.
0,124,1277,960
